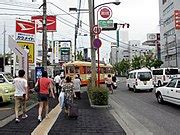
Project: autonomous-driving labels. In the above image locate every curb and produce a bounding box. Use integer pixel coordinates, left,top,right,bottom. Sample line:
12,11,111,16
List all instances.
0,102,38,127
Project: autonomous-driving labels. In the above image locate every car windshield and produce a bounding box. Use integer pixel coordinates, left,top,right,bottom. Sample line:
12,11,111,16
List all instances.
4,73,13,82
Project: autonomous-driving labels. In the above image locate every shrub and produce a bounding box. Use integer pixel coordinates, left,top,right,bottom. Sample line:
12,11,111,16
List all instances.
88,86,109,105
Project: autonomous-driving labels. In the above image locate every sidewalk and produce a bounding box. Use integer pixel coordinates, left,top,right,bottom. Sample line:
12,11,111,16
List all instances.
0,89,126,135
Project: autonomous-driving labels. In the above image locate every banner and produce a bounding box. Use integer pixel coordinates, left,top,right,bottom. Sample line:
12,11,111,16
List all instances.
31,15,56,32
16,20,35,34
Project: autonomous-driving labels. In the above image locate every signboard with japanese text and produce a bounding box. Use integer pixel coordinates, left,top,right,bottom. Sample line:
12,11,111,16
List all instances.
17,42,34,63
31,15,56,32
98,20,113,28
174,10,180,29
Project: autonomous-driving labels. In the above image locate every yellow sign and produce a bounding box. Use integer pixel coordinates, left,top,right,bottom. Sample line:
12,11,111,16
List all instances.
17,42,34,63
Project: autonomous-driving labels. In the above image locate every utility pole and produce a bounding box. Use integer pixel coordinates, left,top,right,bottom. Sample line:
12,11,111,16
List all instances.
3,23,6,72
88,0,96,87
42,0,47,70
74,0,82,61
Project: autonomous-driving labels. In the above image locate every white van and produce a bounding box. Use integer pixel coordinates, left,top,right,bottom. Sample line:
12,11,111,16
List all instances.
152,68,179,87
126,68,154,92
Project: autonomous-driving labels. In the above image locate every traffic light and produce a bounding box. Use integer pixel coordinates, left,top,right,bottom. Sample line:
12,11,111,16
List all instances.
101,23,117,31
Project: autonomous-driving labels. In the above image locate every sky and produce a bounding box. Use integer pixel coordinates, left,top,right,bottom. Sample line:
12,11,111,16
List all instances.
0,0,159,62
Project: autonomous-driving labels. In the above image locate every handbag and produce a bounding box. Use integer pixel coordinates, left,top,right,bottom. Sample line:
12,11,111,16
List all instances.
34,79,40,92
58,91,65,108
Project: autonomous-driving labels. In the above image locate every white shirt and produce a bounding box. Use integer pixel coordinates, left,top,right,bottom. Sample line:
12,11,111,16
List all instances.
73,78,81,92
54,75,61,83
13,77,28,96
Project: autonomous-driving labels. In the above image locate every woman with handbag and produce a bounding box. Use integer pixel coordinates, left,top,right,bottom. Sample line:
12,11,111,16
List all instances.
35,71,55,122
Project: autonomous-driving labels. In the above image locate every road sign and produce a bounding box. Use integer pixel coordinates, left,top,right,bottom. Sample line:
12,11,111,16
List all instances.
100,6,112,20
98,20,113,28
92,25,101,35
93,38,102,49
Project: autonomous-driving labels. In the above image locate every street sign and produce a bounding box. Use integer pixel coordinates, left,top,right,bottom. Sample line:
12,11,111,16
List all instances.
92,25,101,35
93,38,102,49
98,20,113,28
99,6,112,20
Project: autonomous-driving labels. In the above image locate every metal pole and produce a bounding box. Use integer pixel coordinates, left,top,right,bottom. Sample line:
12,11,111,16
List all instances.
175,34,178,67
88,0,96,87
165,34,169,67
42,0,47,70
3,22,6,72
74,24,77,61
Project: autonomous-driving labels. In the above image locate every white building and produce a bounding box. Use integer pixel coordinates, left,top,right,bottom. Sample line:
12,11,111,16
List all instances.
128,40,155,61
159,0,180,68
110,30,129,64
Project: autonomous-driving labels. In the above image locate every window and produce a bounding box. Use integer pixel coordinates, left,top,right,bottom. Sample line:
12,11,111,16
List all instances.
137,72,152,80
152,69,163,75
165,69,178,75
176,81,180,88
75,67,79,74
167,79,177,87
163,2,174,16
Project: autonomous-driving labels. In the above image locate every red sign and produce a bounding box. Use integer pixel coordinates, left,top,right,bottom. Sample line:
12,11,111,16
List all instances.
100,6,112,19
16,20,35,34
174,10,180,29
31,15,56,32
92,25,101,35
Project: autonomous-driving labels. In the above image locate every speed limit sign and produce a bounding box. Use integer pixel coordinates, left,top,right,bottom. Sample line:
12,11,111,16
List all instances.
92,25,101,35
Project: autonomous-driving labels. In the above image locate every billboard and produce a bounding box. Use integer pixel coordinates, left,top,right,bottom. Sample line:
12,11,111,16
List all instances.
60,47,70,62
31,15,56,32
17,42,34,63
16,20,35,34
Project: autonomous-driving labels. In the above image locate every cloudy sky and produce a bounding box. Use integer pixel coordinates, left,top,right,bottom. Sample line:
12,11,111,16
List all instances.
0,0,159,61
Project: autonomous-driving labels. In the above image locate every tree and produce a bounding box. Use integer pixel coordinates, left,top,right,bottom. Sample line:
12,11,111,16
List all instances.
76,51,83,61
113,59,130,76
151,59,163,68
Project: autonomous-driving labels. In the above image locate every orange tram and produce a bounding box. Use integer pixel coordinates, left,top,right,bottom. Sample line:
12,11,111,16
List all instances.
63,61,114,86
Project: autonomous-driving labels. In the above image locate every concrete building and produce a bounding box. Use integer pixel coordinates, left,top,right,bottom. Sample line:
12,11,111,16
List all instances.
110,30,129,65
128,40,155,61
142,33,161,60
159,0,180,68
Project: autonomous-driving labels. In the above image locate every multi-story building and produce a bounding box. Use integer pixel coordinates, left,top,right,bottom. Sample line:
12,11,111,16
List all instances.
159,0,180,68
128,40,155,61
142,33,161,60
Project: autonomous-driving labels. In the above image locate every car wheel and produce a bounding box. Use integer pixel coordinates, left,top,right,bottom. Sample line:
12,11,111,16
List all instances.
157,93,164,104
133,86,137,93
149,88,153,92
128,84,131,90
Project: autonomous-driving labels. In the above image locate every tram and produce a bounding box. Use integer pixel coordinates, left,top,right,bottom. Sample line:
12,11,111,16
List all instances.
63,61,114,86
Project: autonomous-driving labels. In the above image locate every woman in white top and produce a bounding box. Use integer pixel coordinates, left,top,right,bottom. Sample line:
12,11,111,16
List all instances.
73,74,81,99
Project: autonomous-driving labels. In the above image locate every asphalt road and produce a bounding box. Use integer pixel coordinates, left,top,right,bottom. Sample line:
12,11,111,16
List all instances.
110,79,180,135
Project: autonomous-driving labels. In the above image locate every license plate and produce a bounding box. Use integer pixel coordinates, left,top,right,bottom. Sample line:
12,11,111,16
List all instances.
143,81,147,85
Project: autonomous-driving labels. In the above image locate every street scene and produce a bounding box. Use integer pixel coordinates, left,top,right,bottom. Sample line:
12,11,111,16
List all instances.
0,0,180,135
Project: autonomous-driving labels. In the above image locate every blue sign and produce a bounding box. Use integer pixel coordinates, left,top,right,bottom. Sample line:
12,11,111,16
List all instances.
35,67,44,80
93,38,102,49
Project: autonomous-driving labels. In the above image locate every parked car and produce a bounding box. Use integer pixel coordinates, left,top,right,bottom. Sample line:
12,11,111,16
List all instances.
0,72,15,103
126,68,154,92
155,78,180,105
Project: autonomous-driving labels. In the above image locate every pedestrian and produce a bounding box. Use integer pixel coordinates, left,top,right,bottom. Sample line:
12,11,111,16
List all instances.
73,74,81,99
62,76,74,114
35,71,55,122
54,73,61,97
105,74,113,94
112,75,117,89
59,75,65,93
13,69,28,123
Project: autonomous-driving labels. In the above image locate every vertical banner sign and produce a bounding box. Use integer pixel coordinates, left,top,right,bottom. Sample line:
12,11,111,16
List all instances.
174,10,180,29
16,19,35,63
31,15,56,32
